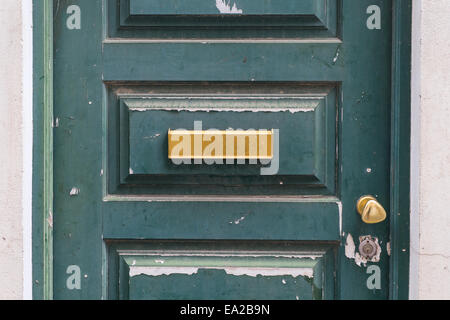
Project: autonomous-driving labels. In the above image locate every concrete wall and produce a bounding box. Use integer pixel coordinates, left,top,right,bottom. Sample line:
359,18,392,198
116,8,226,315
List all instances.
410,0,450,300
0,0,25,300
0,0,450,300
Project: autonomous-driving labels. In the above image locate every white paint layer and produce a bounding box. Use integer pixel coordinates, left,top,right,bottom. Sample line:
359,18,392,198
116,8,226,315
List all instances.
215,0,243,14
129,107,315,114
130,266,313,278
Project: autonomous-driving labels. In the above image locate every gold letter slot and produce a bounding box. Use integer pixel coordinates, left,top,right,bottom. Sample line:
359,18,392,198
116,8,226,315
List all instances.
168,129,274,160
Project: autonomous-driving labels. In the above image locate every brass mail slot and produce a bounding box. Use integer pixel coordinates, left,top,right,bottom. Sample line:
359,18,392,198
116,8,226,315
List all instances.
168,129,273,160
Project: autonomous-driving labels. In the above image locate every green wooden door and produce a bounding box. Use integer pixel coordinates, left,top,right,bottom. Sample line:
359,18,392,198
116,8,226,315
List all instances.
46,0,407,300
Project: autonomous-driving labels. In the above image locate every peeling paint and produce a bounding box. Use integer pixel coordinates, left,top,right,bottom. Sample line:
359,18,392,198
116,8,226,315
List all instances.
143,133,161,140
47,210,53,228
215,0,243,14
129,107,315,114
345,233,382,267
129,266,314,278
332,47,340,64
69,187,80,196
336,201,343,236
233,216,246,225
345,233,356,260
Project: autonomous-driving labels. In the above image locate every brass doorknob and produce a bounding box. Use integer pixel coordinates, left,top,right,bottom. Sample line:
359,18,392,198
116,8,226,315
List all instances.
356,196,387,224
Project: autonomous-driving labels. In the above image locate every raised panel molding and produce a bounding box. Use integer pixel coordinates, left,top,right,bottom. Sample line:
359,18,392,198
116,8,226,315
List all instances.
104,83,338,198
106,0,341,39
106,241,336,300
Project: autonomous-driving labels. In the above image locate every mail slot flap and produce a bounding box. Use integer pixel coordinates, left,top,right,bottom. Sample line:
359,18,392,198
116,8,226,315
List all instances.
168,129,274,160
129,0,324,16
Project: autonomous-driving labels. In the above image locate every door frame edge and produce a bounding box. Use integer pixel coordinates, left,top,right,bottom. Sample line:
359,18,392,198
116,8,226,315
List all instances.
389,0,412,300
32,0,54,300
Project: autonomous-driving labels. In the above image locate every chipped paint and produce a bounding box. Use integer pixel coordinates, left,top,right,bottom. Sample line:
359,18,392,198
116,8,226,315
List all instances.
129,107,315,114
143,133,161,140
215,0,243,14
129,266,314,278
233,216,246,225
345,233,382,267
332,47,340,64
47,209,53,228
125,96,321,114
345,233,356,260
69,187,80,196
336,201,343,236
129,168,134,175
387,242,391,256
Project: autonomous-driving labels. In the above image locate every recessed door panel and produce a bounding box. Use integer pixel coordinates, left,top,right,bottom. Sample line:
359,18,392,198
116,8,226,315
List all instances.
109,0,340,38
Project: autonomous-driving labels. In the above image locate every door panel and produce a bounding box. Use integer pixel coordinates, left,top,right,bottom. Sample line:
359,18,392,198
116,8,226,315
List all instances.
106,83,337,196
53,0,393,300
107,241,335,300
110,0,339,38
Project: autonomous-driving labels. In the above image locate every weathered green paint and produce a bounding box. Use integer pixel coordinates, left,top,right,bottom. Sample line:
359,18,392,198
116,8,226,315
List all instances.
33,0,412,300
389,0,412,300
107,241,335,300
107,84,336,195
112,0,339,38
32,0,53,300
129,0,324,16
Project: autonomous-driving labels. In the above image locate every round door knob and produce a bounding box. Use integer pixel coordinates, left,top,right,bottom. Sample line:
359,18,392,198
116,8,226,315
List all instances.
356,195,387,224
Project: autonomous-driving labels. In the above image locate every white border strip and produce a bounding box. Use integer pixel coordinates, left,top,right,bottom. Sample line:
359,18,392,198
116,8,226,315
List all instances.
22,0,33,300
409,0,421,301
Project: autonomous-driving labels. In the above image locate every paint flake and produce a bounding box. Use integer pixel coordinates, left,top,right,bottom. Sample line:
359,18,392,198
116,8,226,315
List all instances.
69,187,80,196
215,0,243,14
129,266,314,278
129,107,314,114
